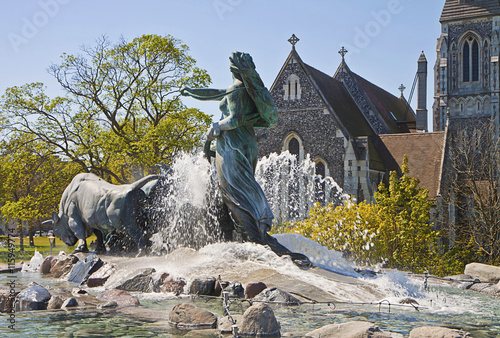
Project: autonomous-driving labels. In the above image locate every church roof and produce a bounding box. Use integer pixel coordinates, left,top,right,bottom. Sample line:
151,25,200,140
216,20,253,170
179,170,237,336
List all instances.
440,0,500,22
352,73,416,133
371,132,446,200
302,63,375,138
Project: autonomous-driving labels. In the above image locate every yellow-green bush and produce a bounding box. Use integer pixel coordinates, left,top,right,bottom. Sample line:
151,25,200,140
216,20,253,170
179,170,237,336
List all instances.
285,198,381,265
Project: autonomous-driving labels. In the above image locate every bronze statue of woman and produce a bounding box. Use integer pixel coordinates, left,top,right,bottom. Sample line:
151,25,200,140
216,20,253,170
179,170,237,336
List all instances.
181,51,310,266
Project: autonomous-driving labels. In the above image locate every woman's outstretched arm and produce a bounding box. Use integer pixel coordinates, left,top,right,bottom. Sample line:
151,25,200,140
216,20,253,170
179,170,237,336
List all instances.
180,87,227,101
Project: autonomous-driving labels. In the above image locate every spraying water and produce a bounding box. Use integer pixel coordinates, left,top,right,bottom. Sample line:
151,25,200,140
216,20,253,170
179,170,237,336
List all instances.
148,151,347,253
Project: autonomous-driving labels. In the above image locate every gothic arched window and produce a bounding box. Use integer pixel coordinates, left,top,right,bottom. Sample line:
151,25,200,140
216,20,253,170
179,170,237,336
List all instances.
463,41,470,82
283,74,301,100
472,40,479,81
288,137,299,157
315,161,325,178
463,37,480,82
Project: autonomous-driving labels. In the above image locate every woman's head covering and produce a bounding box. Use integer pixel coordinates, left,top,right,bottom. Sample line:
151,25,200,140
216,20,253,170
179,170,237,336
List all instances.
229,51,278,128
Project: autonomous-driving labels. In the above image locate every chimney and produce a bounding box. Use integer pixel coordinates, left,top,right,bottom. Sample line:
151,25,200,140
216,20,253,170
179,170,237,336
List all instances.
416,51,428,132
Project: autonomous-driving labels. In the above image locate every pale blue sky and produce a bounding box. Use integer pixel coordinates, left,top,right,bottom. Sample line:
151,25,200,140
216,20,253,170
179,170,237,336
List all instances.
0,0,444,130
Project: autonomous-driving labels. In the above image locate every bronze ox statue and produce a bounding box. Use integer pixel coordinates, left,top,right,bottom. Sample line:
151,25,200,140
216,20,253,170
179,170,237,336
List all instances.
49,173,160,253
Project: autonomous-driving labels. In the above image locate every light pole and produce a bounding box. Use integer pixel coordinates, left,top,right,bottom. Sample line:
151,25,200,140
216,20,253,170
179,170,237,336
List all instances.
48,236,55,256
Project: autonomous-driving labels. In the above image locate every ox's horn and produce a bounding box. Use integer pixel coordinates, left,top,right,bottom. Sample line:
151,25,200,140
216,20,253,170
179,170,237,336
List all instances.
130,175,163,190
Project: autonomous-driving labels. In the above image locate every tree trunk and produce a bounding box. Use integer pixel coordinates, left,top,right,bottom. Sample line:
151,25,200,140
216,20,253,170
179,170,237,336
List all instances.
29,220,35,247
18,220,24,252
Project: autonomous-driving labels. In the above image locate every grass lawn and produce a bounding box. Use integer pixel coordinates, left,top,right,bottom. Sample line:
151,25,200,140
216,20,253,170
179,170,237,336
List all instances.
0,235,97,263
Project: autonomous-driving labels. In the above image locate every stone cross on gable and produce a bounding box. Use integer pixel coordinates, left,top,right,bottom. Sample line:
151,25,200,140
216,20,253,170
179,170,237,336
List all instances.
399,84,406,96
338,46,348,61
288,34,299,48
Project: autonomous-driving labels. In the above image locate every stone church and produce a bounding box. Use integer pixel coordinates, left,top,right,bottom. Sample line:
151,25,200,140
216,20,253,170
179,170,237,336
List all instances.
257,35,438,203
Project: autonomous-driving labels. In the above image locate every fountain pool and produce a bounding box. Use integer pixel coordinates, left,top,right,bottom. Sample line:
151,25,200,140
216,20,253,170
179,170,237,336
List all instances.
1,240,499,337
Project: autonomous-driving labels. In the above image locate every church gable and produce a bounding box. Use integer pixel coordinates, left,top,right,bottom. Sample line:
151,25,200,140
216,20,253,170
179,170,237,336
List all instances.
270,51,328,113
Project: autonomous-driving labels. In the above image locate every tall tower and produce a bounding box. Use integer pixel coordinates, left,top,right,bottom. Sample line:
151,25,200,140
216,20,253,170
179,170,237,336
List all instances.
417,52,428,131
433,0,500,132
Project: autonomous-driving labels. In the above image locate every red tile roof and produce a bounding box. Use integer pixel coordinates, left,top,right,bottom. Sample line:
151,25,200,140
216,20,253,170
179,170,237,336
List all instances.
372,132,446,200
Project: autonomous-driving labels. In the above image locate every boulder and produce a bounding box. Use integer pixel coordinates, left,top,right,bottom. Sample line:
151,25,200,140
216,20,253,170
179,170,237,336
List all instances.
97,301,118,310
61,297,78,308
239,303,280,337
223,282,245,298
305,321,403,338
87,263,115,288
189,277,217,296
464,263,500,283
253,287,301,305
158,274,186,296
97,289,140,308
72,288,89,296
0,289,17,313
50,254,79,279
218,315,244,334
409,326,472,338
245,282,267,299
399,298,419,305
468,282,497,296
40,256,54,274
47,295,64,310
66,254,104,285
168,303,217,330
15,285,51,311
116,268,156,292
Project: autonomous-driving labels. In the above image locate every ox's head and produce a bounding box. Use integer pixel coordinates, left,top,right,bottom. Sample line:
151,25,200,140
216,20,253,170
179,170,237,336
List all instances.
51,211,78,246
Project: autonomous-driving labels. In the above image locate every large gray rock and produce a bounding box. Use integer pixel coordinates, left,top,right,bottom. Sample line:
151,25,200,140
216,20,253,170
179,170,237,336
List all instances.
168,303,217,330
223,282,244,298
47,295,64,310
306,321,403,338
0,289,17,313
15,285,51,311
40,255,54,274
245,282,267,299
116,268,155,292
87,263,115,287
239,303,280,337
189,277,218,296
468,282,498,296
61,297,78,309
66,254,104,285
464,263,500,283
218,315,244,334
409,326,472,338
97,289,140,308
253,287,301,305
157,273,186,295
50,254,79,278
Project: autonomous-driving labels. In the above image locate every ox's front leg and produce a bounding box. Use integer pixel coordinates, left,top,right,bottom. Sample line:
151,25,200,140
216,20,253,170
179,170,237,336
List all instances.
69,218,89,253
94,229,107,254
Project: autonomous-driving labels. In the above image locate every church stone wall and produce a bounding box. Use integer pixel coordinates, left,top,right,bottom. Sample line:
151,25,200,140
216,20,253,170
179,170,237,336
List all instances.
257,57,346,187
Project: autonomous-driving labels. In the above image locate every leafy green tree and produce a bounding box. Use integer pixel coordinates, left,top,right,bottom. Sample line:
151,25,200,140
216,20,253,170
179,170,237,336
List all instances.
285,156,437,273
0,133,79,249
285,198,381,265
2,34,212,183
374,155,436,273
